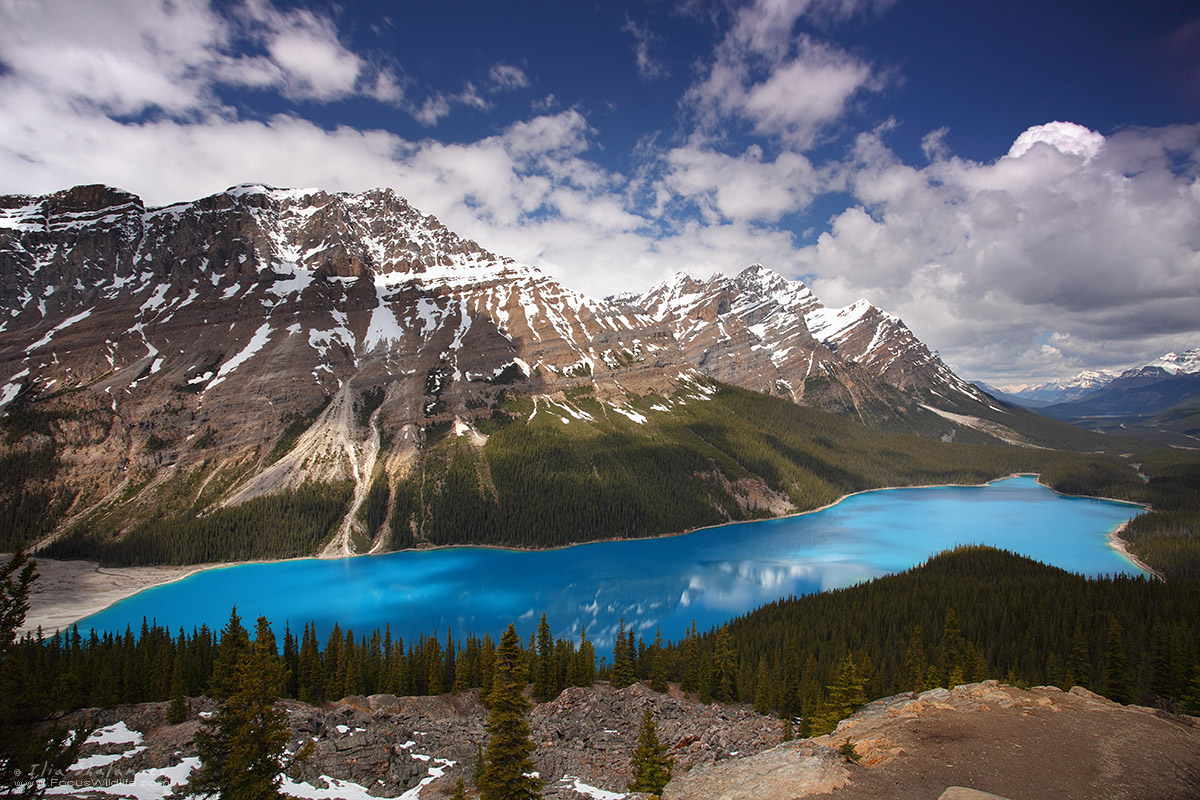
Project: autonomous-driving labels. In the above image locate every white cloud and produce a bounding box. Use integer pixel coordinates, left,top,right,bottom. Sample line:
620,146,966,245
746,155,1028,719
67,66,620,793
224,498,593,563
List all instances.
2,0,1196,383
622,16,668,80
659,144,822,223
1007,120,1105,161
488,63,530,91
797,122,1200,381
685,0,882,149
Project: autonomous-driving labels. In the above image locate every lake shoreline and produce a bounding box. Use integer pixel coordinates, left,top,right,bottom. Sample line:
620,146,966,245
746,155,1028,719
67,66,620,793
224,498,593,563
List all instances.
16,472,1151,634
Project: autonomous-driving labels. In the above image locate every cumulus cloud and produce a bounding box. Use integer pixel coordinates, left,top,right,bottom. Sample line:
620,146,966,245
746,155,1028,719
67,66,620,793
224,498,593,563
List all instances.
658,144,823,223
796,122,1200,381
685,0,883,148
3,0,1197,381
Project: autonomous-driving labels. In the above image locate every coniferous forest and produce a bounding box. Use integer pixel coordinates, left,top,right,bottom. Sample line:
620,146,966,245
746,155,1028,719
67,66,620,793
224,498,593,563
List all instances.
6,547,1199,739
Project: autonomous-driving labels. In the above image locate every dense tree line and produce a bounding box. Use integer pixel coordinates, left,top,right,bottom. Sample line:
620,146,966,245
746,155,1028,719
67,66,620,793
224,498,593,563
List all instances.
651,546,1200,733
41,482,353,566
6,548,1198,744
6,605,600,719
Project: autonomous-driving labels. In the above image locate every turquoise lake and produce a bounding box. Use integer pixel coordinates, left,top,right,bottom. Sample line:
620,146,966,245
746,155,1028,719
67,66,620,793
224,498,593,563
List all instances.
75,476,1144,653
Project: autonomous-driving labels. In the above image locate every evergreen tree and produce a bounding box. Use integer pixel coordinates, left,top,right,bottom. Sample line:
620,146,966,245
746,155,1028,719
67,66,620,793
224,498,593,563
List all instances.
681,621,700,696
939,609,965,688
166,651,188,724
628,707,672,797
798,651,821,738
710,626,737,702
649,626,668,693
569,626,595,688
1103,616,1133,705
208,606,250,699
297,623,321,702
0,547,87,797
1065,628,1091,690
451,776,468,800
533,614,555,703
753,657,771,714
901,626,929,692
810,653,866,736
612,619,636,689
189,616,291,800
479,624,540,800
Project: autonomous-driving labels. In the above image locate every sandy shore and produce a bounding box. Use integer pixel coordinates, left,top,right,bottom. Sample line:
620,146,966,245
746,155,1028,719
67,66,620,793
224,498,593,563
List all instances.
1107,522,1164,580
18,558,226,635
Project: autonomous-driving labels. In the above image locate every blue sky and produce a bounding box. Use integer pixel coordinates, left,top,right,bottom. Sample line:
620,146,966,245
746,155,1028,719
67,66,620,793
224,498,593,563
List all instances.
1,0,1197,384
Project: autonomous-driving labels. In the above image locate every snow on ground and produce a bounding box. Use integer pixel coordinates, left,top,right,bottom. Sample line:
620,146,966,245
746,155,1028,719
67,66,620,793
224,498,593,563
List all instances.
47,756,200,800
281,774,380,800
609,404,647,424
85,721,143,746
559,775,627,800
0,367,31,409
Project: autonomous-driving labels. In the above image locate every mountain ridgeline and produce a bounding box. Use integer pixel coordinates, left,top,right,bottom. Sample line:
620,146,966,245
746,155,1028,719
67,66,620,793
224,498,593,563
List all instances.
0,183,1178,565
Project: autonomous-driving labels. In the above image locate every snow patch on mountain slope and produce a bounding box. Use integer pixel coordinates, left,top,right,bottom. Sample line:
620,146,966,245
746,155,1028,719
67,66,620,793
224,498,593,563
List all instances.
206,322,272,391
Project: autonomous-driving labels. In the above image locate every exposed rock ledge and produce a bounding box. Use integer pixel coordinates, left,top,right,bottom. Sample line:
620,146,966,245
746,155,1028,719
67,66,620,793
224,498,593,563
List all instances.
49,681,1199,800
665,681,1200,800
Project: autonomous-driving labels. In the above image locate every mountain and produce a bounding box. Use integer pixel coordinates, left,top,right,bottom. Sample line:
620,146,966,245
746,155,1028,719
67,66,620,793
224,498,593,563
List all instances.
996,369,1119,405
970,381,1051,408
1038,349,1200,444
1033,346,1200,445
0,184,1109,563
623,265,991,427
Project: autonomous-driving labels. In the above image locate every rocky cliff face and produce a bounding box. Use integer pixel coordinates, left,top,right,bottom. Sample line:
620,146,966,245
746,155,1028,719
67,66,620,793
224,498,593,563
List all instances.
0,184,1009,556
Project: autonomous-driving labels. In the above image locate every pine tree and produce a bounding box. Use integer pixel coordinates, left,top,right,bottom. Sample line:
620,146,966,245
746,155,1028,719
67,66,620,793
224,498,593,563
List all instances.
208,606,250,699
0,546,87,796
451,776,468,800
753,657,771,714
166,651,188,724
681,621,700,695
710,626,737,702
533,614,555,703
479,624,540,800
901,626,928,692
190,616,291,800
297,623,321,702
612,619,636,689
1103,616,1133,705
649,626,669,693
810,653,866,736
628,707,672,797
939,609,965,688
569,626,595,688
1065,628,1091,690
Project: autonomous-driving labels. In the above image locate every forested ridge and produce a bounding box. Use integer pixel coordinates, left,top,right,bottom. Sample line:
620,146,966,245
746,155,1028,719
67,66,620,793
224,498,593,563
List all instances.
7,548,1198,739
6,381,1199,579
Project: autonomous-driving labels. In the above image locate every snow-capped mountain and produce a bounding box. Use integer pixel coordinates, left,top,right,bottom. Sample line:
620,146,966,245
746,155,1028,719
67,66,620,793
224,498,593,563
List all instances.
1139,348,1200,377
627,264,987,418
0,184,1014,556
996,370,1120,406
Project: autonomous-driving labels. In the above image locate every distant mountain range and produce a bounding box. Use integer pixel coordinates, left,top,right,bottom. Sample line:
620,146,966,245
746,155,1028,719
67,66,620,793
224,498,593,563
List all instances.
975,348,1200,445
0,184,1108,561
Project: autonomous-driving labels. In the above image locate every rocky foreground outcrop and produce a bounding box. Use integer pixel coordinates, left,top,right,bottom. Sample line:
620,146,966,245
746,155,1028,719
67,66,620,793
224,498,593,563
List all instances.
50,681,1200,800
665,681,1200,800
